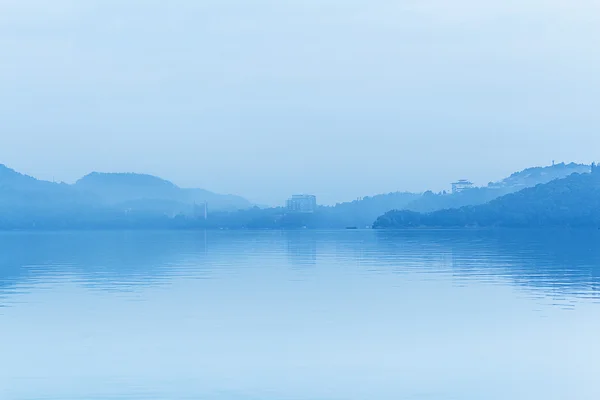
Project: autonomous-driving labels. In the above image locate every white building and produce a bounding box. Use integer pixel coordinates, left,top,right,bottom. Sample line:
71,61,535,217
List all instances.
286,195,317,213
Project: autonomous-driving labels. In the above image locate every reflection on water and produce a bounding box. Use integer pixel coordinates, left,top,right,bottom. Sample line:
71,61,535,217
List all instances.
3,230,600,300
1,230,600,399
286,231,317,267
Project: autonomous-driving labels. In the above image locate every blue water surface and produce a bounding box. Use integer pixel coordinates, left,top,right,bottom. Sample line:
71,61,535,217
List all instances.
1,229,600,400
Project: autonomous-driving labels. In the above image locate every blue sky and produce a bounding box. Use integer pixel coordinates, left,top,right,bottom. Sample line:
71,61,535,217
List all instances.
1,0,599,204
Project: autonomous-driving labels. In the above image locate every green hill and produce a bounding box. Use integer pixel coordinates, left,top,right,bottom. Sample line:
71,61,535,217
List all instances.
404,162,590,213
374,169,600,229
0,165,253,229
75,172,252,212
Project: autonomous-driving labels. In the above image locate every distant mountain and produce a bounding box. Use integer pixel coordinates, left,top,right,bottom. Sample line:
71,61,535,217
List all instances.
0,164,95,209
75,172,252,212
0,165,252,229
1,161,596,230
264,164,589,229
0,164,102,229
75,172,179,203
374,169,600,229
0,164,68,193
491,162,591,189
0,164,40,188
403,162,590,213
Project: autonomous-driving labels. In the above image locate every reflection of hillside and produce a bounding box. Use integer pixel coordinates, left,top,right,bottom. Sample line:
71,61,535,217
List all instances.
374,229,600,299
285,231,317,267
0,231,208,294
2,230,600,303
0,231,310,295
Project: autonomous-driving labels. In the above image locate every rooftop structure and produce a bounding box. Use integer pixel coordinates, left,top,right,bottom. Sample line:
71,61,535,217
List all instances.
451,179,474,194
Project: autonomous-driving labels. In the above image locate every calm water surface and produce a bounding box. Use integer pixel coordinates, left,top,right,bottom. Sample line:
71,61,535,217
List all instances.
1,230,600,400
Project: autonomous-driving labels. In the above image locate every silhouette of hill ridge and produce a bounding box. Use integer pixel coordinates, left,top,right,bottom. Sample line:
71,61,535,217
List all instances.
403,162,590,213
75,171,249,211
374,169,600,228
0,165,252,229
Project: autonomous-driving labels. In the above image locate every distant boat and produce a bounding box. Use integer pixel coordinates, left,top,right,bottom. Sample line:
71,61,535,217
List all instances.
345,226,358,230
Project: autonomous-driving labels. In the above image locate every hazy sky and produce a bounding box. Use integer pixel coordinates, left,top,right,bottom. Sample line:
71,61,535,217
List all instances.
1,0,599,205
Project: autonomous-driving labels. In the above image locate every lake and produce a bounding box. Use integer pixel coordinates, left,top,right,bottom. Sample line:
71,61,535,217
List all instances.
1,229,600,400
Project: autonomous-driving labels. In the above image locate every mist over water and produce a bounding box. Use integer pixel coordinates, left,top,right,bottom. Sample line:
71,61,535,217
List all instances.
1,230,600,400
